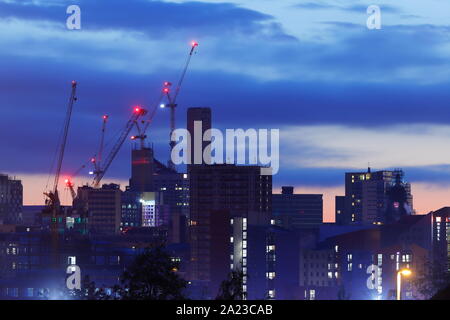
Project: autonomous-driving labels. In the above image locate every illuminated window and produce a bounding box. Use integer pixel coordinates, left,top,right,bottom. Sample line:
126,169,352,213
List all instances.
402,254,411,263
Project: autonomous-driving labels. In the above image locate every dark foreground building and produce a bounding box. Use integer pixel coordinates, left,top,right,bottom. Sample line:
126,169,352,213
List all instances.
0,174,23,225
188,164,272,298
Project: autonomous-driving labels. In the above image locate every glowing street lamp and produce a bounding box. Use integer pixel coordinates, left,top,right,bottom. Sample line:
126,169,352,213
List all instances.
397,268,412,300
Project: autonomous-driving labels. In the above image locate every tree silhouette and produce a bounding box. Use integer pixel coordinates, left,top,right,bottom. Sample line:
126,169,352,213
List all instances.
67,275,111,300
412,257,450,300
216,270,245,300
115,247,187,300
431,284,450,300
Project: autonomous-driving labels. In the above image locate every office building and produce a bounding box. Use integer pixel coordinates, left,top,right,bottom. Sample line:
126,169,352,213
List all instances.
338,168,413,225
0,174,23,225
189,164,272,297
128,147,154,193
187,107,211,165
335,196,345,225
430,207,450,273
121,189,142,228
77,184,122,235
272,186,323,229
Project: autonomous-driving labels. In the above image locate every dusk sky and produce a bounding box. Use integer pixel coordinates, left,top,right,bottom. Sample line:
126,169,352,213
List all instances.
1,0,450,221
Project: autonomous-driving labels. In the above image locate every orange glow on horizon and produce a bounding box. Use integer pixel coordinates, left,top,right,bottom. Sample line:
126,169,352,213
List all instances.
12,174,450,221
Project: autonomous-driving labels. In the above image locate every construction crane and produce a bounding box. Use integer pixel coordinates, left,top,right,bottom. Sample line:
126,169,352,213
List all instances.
43,80,77,267
91,114,109,177
62,115,108,201
64,164,86,200
92,106,148,187
44,80,77,215
131,93,164,149
162,41,198,170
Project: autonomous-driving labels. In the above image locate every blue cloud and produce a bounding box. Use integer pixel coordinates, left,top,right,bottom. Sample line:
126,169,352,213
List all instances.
294,2,400,14
0,0,293,40
0,0,450,192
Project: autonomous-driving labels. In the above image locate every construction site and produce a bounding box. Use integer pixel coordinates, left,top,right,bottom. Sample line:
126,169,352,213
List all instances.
0,42,200,298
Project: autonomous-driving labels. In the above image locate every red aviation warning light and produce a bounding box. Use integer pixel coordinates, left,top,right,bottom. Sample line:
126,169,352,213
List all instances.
91,157,96,163
64,178,74,187
130,135,136,140
189,41,199,55
133,106,147,116
163,87,170,94
134,106,147,115
102,114,109,120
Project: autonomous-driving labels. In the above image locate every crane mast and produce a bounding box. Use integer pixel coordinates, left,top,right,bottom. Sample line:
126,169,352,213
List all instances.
163,41,198,170
131,92,164,149
44,80,77,212
91,115,109,177
64,164,86,201
92,107,147,187
97,115,108,168
65,179,76,200
43,80,77,268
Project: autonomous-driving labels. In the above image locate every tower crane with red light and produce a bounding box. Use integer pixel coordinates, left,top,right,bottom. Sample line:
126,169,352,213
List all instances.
43,80,77,215
91,114,109,177
162,41,198,170
64,164,86,200
42,80,77,266
92,106,148,188
131,92,164,149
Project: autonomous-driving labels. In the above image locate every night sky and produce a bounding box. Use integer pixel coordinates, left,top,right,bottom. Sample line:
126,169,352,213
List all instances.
1,0,450,221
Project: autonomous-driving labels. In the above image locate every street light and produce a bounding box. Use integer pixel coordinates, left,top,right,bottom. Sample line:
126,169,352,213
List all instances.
397,268,412,300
